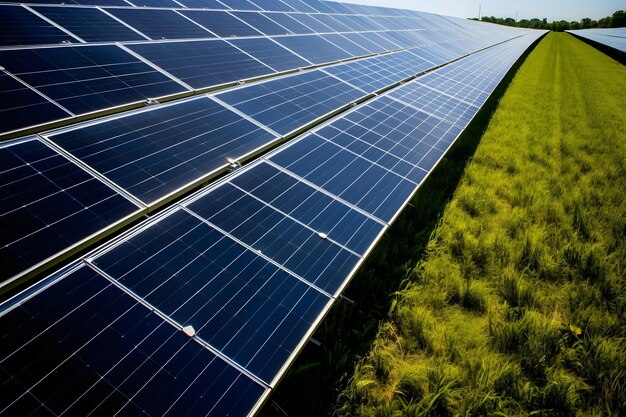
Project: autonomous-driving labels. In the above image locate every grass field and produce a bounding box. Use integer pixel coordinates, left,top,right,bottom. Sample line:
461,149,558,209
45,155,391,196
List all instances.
336,33,626,417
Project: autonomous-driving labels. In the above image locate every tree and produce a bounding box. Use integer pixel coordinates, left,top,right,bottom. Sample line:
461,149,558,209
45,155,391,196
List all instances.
581,17,592,29
612,10,626,27
570,21,580,30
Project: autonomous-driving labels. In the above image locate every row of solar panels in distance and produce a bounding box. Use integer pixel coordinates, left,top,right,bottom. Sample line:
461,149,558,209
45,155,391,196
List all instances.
1,3,460,47
0,6,517,137
0,32,546,417
566,28,626,53
0,0,427,17
0,24,525,284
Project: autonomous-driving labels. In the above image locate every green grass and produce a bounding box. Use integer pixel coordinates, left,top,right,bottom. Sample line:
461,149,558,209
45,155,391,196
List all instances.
337,33,626,417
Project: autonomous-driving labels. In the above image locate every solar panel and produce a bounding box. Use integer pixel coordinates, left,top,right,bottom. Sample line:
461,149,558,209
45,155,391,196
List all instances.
227,161,385,255
279,0,317,13
0,71,71,136
90,208,332,383
0,137,140,284
128,0,182,7
46,96,278,204
273,34,352,64
216,70,364,136
32,5,147,42
387,81,480,127
0,45,186,115
341,32,388,53
180,10,262,37
226,37,311,72
106,8,213,40
126,39,274,89
309,13,352,32
268,133,417,222
219,0,262,11
567,28,626,53
184,183,361,295
263,12,315,34
230,11,291,36
0,263,267,416
175,0,230,9
320,33,371,57
0,4,78,46
289,13,334,33
248,0,294,12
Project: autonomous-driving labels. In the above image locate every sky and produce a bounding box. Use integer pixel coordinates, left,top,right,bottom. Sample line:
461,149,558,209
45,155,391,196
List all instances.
339,0,624,22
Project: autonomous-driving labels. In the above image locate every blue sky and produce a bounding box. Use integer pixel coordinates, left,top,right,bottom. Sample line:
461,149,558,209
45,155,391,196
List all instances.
340,0,624,22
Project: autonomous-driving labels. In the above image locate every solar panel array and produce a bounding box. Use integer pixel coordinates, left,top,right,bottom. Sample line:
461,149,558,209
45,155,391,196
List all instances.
0,0,546,415
567,27,626,54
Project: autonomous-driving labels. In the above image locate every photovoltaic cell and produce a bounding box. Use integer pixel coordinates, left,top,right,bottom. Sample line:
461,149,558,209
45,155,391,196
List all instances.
273,35,354,63
127,39,274,89
248,0,294,12
227,37,310,72
47,97,277,204
279,0,317,13
32,5,146,42
269,134,417,222
321,33,371,57
289,13,333,33
0,138,138,282
217,70,364,136
229,161,384,255
310,13,352,32
92,208,331,383
0,264,265,417
0,72,71,135
219,0,261,11
128,0,181,7
0,45,186,115
0,4,78,46
180,10,262,37
230,11,290,36
185,183,361,294
106,8,213,40
263,12,313,34
388,81,480,127
175,0,230,8
315,96,462,181
341,32,388,53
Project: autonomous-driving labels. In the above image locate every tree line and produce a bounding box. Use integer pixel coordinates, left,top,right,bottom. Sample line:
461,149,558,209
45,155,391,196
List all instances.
469,10,626,32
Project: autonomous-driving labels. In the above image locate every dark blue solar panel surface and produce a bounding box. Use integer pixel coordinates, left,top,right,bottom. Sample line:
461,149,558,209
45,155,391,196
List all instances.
33,6,147,42
315,96,462,181
92,209,330,383
186,183,361,294
219,0,262,11
106,8,213,40
388,81,480,127
0,138,138,282
269,134,417,222
217,70,363,136
230,161,384,256
0,264,265,417
0,4,78,46
47,97,277,204
249,0,294,12
321,33,370,57
74,0,129,5
309,13,352,32
0,45,186,115
128,39,274,89
263,12,314,34
180,10,262,37
230,11,290,35
176,0,230,8
227,37,310,72
341,32,387,53
129,0,181,7
289,13,333,33
0,72,71,134
279,0,317,13
273,35,351,63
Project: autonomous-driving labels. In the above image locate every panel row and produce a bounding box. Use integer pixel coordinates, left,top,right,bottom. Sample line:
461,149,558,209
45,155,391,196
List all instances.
567,28,626,53
0,29,540,288
1,29,545,417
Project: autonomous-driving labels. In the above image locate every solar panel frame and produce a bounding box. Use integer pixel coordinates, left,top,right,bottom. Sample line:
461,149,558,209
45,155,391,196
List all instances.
0,43,188,117
105,7,214,40
0,4,81,46
0,136,143,288
43,95,280,206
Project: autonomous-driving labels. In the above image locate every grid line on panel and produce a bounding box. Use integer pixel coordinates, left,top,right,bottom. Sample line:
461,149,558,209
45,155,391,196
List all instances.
261,158,389,225
180,206,335,299
85,259,272,388
22,4,87,43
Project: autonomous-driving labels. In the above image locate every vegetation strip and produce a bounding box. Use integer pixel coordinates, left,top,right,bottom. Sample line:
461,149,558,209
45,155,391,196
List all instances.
337,32,626,417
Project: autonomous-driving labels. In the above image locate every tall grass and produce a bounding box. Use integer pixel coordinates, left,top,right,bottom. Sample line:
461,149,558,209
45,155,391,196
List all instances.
338,33,626,417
